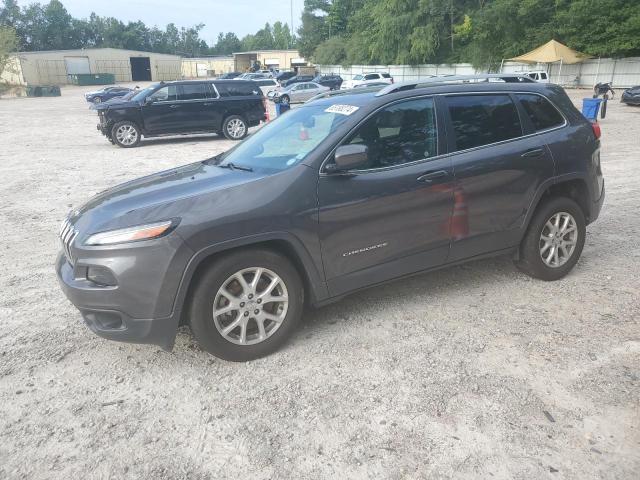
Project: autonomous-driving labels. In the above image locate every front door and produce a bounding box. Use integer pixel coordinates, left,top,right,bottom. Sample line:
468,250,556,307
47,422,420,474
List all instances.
442,93,556,261
141,84,181,133
130,57,152,81
318,97,454,297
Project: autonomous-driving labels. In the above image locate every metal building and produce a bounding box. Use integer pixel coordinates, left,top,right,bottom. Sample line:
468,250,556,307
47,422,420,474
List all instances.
232,50,307,72
2,48,182,86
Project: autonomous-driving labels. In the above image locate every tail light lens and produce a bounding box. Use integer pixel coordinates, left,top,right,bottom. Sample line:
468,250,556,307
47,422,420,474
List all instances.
592,122,601,140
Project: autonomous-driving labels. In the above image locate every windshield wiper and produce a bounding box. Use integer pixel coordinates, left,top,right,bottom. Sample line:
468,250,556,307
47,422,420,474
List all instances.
217,162,253,172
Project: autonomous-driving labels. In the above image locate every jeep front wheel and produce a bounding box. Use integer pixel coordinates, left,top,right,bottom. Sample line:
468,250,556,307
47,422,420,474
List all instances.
189,249,304,361
111,121,141,148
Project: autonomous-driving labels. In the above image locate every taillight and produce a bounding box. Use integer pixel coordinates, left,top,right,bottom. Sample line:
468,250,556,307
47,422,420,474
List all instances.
262,97,270,122
592,122,601,139
390,78,394,84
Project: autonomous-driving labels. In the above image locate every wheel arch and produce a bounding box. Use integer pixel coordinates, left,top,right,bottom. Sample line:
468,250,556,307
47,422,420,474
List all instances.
174,234,328,326
525,175,592,229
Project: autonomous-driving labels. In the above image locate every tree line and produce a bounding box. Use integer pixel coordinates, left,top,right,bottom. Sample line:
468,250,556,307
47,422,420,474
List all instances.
0,0,295,57
298,0,640,68
1,0,638,68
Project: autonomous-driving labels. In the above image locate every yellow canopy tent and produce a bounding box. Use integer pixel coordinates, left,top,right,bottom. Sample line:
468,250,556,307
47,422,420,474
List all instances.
504,39,590,83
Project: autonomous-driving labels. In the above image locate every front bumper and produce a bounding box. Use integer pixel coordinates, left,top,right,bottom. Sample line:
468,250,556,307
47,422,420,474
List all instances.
55,232,193,350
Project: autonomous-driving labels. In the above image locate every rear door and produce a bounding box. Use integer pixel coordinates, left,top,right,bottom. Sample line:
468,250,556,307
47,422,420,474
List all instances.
141,84,181,133
443,93,555,261
175,82,215,131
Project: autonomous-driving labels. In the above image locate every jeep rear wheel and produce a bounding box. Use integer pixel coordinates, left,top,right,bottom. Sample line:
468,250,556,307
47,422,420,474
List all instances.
189,249,303,361
111,121,141,148
515,197,586,281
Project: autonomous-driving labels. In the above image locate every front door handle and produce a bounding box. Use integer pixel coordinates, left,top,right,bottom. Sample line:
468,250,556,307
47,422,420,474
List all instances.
521,148,545,158
203,102,213,106
417,170,449,183
169,104,180,109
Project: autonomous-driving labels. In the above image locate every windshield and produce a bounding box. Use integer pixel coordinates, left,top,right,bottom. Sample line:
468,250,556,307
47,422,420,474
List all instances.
353,75,364,80
131,84,160,102
218,104,354,173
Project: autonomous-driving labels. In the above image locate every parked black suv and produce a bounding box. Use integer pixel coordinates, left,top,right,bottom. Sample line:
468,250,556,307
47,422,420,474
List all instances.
313,74,343,90
94,80,267,147
57,75,604,361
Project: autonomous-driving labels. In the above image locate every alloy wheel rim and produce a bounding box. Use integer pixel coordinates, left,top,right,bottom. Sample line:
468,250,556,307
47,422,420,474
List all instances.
116,125,138,145
212,267,288,345
539,211,578,268
226,119,246,139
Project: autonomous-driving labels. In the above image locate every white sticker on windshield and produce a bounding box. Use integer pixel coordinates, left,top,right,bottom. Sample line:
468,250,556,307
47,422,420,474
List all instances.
325,104,360,116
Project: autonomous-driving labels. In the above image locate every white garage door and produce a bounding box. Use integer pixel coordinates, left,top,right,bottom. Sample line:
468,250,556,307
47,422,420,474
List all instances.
64,56,90,75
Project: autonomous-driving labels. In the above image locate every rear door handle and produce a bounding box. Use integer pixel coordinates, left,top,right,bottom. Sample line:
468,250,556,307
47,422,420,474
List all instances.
169,104,180,109
203,102,213,106
417,170,449,183
521,148,545,158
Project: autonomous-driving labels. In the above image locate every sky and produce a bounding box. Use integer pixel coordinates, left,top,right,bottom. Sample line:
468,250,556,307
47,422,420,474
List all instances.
16,0,305,44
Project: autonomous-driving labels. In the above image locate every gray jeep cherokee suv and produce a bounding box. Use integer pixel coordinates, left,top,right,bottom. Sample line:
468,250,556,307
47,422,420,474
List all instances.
57,75,605,361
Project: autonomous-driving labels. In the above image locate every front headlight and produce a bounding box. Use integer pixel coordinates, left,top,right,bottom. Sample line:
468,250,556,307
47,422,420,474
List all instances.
84,220,176,246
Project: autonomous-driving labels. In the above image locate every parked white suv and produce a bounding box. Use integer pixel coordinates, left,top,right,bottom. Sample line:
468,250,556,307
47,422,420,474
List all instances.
341,72,394,89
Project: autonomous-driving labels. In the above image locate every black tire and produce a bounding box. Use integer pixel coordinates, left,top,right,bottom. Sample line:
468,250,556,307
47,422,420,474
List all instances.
111,121,141,148
189,249,304,361
280,94,290,105
515,196,586,281
222,115,248,140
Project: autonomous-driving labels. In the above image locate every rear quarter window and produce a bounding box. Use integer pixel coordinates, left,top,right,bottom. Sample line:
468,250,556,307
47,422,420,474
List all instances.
516,93,564,131
447,94,523,151
216,82,261,97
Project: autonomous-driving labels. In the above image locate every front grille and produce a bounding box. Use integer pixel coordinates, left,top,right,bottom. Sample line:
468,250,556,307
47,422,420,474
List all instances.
59,218,79,264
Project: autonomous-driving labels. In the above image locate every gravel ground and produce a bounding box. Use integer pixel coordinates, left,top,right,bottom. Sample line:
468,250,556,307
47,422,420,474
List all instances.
0,84,638,480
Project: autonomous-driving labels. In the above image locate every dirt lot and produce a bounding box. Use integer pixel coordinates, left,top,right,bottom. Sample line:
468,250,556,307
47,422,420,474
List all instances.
0,84,638,479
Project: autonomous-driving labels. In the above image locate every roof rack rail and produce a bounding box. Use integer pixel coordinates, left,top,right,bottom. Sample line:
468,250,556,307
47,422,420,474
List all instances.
375,74,535,96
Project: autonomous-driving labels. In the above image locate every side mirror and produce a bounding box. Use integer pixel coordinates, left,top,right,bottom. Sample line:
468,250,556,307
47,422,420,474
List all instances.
328,144,368,172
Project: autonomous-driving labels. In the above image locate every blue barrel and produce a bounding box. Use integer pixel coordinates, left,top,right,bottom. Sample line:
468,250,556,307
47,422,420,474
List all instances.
582,98,602,121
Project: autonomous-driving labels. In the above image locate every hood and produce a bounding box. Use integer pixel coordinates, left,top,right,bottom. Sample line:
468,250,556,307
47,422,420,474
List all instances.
70,159,267,234
93,99,140,111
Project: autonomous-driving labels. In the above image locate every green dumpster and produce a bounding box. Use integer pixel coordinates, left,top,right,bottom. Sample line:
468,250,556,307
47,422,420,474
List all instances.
68,73,116,86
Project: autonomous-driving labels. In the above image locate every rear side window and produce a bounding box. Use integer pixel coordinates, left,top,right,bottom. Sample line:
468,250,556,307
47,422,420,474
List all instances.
216,82,260,97
446,94,523,151
179,83,207,101
516,94,564,131
381,73,391,78
364,74,378,80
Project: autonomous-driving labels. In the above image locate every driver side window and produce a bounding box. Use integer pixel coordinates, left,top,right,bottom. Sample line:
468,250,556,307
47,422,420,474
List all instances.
342,97,437,170
148,85,178,102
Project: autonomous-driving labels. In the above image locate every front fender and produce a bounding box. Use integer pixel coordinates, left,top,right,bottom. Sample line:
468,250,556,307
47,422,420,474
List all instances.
170,231,330,325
